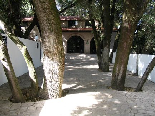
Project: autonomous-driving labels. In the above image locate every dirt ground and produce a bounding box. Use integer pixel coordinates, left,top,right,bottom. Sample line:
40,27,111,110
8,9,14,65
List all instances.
0,54,155,116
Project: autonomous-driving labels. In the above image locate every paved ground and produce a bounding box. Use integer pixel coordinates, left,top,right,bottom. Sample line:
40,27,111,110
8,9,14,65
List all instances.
0,54,155,116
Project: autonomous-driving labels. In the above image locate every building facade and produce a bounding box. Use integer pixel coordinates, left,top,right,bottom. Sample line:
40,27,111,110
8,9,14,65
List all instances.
61,16,117,54
23,16,117,54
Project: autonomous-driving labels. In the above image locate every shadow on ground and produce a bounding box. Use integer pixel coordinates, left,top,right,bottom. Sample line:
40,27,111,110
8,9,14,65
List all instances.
0,54,155,116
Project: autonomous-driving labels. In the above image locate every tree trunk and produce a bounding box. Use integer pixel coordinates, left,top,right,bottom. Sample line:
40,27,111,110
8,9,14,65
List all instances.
33,0,65,99
111,0,149,91
135,57,155,92
109,33,119,63
8,34,39,97
0,35,25,103
89,0,116,71
88,0,102,69
100,0,111,72
9,0,24,37
24,14,38,38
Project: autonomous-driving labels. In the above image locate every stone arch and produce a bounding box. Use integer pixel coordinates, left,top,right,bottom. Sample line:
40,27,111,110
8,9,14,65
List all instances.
67,36,84,53
66,33,86,41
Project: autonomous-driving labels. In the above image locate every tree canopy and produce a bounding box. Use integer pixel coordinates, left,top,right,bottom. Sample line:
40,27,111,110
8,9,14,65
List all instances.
132,0,155,54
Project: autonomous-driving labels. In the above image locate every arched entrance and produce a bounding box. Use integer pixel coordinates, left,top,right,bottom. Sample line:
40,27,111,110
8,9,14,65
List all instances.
90,38,96,54
67,36,84,53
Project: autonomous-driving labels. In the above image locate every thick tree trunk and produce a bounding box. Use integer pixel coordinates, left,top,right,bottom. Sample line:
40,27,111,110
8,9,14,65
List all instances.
0,35,25,103
111,24,135,90
33,0,65,99
111,0,149,90
135,57,155,92
100,0,111,72
8,34,39,97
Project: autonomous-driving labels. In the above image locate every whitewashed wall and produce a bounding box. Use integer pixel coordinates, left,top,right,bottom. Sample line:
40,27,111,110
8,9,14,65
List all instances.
0,37,42,86
127,54,137,73
112,52,155,83
138,54,155,82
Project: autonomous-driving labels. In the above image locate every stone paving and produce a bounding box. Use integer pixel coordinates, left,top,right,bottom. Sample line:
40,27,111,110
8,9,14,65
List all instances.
0,54,155,116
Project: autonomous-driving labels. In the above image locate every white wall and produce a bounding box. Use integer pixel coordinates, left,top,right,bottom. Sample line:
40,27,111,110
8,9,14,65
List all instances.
112,52,155,83
127,54,137,73
0,37,42,86
138,54,155,82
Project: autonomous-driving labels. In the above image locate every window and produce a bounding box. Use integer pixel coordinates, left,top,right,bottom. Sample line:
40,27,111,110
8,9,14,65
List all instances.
85,20,92,28
68,20,78,28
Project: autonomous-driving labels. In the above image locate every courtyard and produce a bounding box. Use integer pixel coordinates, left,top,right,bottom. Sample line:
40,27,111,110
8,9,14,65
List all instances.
0,54,155,116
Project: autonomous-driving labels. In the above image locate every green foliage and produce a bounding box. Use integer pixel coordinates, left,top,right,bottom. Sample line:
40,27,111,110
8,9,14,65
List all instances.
20,0,34,17
0,0,34,34
132,0,155,54
58,0,89,18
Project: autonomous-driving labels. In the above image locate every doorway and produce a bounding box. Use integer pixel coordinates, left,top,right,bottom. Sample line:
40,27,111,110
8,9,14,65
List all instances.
67,36,84,53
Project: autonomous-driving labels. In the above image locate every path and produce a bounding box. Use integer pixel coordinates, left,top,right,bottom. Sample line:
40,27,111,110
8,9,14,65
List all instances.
0,54,155,116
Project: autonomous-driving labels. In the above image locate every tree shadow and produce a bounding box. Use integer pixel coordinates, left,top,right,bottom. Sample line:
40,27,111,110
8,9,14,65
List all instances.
1,54,155,115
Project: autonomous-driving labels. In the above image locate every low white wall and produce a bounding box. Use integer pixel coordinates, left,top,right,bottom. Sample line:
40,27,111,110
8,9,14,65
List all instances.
138,54,155,82
0,37,42,86
112,52,155,83
127,54,137,73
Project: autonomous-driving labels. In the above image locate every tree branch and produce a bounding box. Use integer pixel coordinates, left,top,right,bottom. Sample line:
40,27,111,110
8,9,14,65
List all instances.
59,0,84,14
59,2,76,14
24,14,38,38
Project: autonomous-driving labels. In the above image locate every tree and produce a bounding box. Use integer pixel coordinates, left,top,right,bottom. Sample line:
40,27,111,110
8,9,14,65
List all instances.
58,0,88,17
0,0,38,38
33,0,65,99
0,34,25,103
58,0,117,71
111,0,150,91
135,56,155,92
0,0,39,101
132,0,155,55
8,33,39,98
88,0,116,71
88,0,102,70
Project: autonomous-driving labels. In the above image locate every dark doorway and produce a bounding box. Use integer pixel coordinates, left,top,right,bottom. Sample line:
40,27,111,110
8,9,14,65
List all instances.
90,38,96,54
67,36,84,53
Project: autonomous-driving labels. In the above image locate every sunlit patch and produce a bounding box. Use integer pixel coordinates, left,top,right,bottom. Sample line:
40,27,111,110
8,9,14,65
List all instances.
39,92,100,116
89,58,96,60
134,105,138,108
1,60,10,71
103,105,108,109
82,65,98,68
74,85,85,89
104,93,112,98
80,110,92,115
107,73,112,76
66,66,74,68
62,84,76,89
113,108,117,110
114,100,121,104
92,74,98,76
